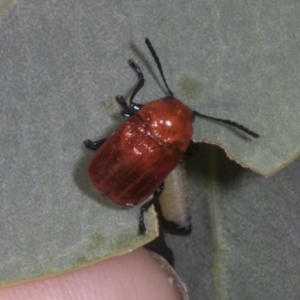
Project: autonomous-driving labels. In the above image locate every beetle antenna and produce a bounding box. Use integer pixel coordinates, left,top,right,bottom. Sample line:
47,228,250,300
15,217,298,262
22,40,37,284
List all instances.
193,111,260,138
145,38,174,98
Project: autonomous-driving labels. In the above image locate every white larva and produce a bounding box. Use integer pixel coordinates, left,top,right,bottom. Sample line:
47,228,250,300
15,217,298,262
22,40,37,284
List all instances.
159,163,191,233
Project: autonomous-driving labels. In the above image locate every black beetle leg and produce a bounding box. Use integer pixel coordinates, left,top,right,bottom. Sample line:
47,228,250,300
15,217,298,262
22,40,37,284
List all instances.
116,95,137,117
128,59,145,111
138,182,165,235
116,95,130,110
84,138,107,151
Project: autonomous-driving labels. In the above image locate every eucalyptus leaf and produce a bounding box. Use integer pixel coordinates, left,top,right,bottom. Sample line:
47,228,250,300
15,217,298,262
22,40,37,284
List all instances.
0,0,299,296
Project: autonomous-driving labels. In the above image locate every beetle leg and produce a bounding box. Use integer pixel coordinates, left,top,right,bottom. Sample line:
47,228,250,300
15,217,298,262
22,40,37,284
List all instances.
84,139,107,151
116,95,137,117
116,95,130,110
138,183,165,235
120,110,136,117
128,59,145,111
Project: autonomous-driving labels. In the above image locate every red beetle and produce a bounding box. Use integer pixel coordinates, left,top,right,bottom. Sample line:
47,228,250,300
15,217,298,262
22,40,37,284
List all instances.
84,38,259,234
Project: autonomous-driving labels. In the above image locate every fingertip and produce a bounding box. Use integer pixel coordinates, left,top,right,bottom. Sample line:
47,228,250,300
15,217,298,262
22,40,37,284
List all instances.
0,248,185,300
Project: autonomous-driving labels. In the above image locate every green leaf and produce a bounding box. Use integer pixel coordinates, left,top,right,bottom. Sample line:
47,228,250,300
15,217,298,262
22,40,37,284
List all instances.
0,0,299,296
